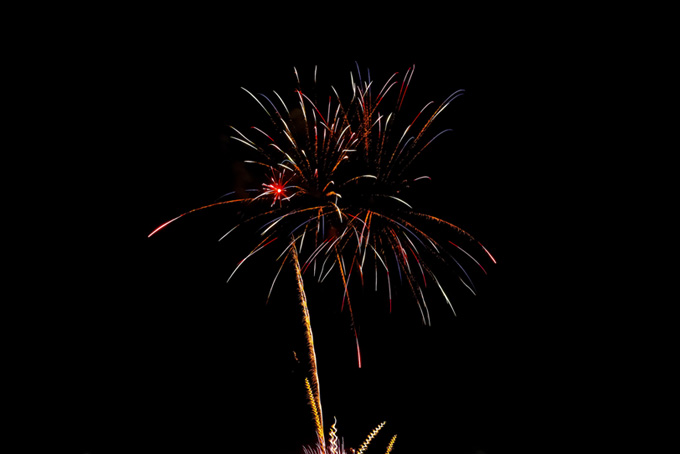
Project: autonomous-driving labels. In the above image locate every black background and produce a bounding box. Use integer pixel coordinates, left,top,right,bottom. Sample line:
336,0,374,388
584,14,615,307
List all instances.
20,11,625,454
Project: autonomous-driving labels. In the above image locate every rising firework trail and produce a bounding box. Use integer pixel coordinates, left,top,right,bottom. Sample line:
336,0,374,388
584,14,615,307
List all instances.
149,64,496,451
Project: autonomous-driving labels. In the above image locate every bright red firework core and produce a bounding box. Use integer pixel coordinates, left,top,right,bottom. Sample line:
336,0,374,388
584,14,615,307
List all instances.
263,180,288,206
269,184,284,196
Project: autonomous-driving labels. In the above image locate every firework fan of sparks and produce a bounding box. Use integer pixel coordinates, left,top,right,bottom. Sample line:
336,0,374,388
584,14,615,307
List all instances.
149,63,496,358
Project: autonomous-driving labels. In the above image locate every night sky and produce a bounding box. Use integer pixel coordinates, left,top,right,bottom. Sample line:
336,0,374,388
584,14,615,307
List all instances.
26,17,608,454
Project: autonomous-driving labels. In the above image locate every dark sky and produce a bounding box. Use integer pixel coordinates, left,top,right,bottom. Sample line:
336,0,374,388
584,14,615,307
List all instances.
29,17,602,454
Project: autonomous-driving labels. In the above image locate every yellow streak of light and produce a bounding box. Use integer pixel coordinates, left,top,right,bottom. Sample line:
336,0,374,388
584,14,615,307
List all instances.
357,421,386,454
384,434,397,454
293,244,326,454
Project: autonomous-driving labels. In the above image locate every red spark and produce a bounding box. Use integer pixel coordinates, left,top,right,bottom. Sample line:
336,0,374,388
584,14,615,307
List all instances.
262,172,292,206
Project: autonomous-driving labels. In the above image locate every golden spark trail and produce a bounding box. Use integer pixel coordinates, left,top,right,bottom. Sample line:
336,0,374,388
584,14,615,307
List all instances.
293,244,326,454
328,418,339,454
384,434,397,454
305,377,323,446
357,421,386,454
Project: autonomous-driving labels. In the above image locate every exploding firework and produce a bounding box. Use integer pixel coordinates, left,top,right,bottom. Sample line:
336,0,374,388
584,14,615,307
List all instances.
149,64,494,330
149,64,495,453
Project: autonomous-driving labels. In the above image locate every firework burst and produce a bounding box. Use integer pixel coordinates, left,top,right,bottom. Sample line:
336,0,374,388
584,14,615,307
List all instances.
149,64,495,452
149,64,494,329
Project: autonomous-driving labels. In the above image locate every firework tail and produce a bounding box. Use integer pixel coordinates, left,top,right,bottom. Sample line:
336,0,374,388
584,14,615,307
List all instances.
384,434,397,454
357,421,386,454
293,243,326,454
305,377,324,446
328,418,339,454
